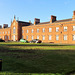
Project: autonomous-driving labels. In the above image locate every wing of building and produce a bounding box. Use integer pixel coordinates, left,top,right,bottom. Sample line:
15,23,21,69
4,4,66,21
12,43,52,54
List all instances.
0,11,75,44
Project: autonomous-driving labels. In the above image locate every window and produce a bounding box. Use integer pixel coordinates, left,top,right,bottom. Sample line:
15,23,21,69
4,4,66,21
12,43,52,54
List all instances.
13,22,15,25
73,26,75,31
8,31,9,34
3,36,4,39
22,30,24,33
42,35,45,40
26,30,28,33
56,35,59,40
16,36,17,39
64,35,67,40
3,32,4,34
8,36,9,40
49,28,52,32
37,35,39,39
43,28,45,32
5,32,7,34
37,29,39,33
22,35,23,39
32,35,34,40
13,27,16,34
5,35,7,39
64,27,67,31
26,36,28,40
56,27,59,32
49,35,52,40
73,35,75,40
32,29,34,33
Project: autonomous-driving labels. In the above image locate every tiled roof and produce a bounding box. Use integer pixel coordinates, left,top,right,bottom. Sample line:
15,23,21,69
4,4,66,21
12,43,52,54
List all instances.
17,21,30,24
54,18,72,23
22,18,73,27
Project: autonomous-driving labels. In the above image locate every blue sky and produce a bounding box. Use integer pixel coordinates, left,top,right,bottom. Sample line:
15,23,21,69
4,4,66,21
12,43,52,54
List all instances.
0,0,75,27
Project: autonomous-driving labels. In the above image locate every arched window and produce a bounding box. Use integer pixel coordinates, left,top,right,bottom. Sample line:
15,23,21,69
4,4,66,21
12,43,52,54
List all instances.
13,27,16,34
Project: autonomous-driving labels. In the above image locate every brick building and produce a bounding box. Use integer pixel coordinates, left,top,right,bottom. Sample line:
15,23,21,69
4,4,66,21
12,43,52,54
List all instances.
0,11,75,44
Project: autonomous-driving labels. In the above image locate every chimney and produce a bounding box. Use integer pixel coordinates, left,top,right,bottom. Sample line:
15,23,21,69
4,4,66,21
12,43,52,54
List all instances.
34,18,40,25
3,24,8,28
0,25,2,29
72,11,75,20
50,15,56,23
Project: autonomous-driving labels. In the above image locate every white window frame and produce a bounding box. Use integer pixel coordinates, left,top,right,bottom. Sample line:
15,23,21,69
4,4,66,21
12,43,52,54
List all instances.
42,35,45,40
49,35,52,40
32,35,34,40
8,31,9,34
32,29,34,33
3,32,4,34
64,26,67,31
26,30,28,33
3,36,4,39
56,27,59,32
49,28,52,32
5,32,7,34
13,27,16,34
37,35,39,39
73,26,75,31
43,28,45,32
64,35,67,40
56,35,59,40
37,29,39,33
73,35,75,40
26,35,28,40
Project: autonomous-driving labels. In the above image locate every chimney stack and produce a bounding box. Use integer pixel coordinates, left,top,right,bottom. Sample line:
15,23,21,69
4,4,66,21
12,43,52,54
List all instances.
0,25,2,29
3,24,8,28
50,15,56,23
72,11,75,20
34,18,40,25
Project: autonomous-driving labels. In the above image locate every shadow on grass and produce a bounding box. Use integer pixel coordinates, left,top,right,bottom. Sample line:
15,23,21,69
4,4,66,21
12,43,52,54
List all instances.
0,45,75,75
6,43,72,46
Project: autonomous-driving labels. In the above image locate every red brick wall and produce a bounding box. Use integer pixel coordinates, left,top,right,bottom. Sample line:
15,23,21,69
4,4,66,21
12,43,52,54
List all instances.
22,21,75,44
0,28,11,41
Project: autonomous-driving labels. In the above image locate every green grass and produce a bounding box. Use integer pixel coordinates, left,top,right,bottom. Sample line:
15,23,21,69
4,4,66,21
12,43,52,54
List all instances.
0,42,75,75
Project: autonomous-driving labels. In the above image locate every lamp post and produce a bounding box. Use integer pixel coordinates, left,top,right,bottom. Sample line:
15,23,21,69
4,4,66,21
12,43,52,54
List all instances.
0,59,2,71
60,24,63,44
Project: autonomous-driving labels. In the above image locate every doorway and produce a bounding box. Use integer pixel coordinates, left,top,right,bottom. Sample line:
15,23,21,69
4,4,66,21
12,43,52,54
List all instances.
13,35,15,41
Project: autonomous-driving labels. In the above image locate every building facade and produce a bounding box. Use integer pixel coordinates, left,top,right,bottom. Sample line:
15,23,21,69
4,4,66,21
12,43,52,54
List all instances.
0,11,75,44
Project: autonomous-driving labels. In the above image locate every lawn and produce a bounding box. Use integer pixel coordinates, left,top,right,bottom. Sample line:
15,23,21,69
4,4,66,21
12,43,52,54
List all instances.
0,42,75,75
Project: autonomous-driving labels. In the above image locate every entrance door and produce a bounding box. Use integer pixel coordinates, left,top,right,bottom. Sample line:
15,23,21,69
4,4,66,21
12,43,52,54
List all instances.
13,35,15,41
